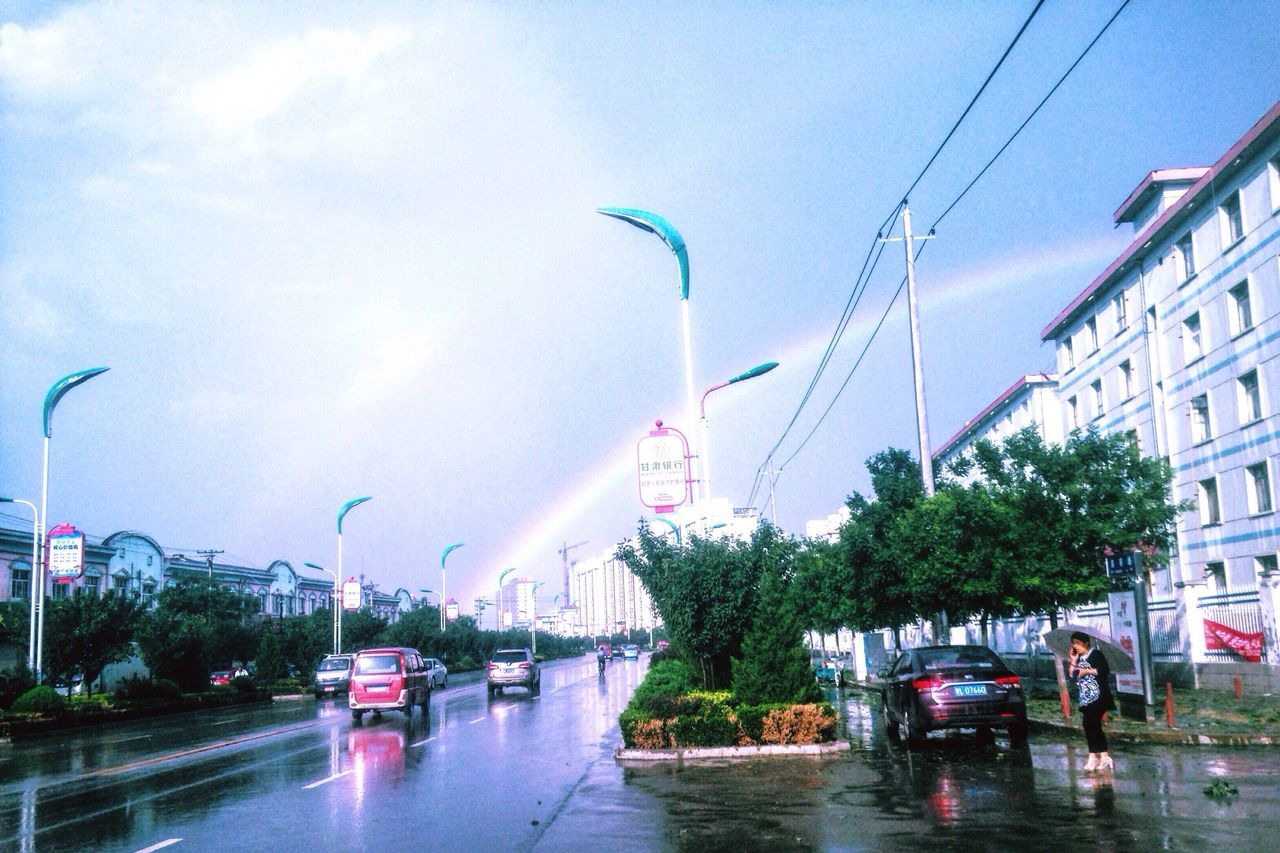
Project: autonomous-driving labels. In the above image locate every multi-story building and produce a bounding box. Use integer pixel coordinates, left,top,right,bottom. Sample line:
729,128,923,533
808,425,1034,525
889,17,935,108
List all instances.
933,374,1062,479
570,544,658,641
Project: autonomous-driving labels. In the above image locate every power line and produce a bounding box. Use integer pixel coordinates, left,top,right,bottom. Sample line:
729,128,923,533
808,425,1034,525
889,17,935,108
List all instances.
750,0,1129,503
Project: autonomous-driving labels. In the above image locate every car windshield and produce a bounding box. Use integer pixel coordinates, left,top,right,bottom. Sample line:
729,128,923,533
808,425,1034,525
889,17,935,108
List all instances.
355,654,400,675
492,651,527,663
918,647,1002,670
318,658,350,672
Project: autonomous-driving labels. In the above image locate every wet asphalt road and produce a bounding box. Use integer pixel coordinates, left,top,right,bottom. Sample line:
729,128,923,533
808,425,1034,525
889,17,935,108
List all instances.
3,655,1279,851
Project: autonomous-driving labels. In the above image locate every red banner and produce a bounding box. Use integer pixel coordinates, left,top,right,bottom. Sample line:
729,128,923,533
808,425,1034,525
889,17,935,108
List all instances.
1203,619,1264,662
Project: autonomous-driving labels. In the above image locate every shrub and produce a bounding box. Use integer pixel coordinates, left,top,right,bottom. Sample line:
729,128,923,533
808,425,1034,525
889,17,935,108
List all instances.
629,658,697,715
759,703,838,745
620,709,671,749
668,693,737,747
0,664,35,710
12,685,66,715
114,675,181,704
231,675,256,693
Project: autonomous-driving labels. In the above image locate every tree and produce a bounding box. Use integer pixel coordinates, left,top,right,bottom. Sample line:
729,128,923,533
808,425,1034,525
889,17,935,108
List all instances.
966,426,1184,626
340,609,389,651
137,579,263,692
790,538,848,653
618,521,795,690
834,449,925,649
732,561,821,705
43,591,147,696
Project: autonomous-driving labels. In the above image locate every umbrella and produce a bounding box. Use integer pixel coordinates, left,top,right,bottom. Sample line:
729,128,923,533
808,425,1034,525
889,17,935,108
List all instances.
1042,624,1136,674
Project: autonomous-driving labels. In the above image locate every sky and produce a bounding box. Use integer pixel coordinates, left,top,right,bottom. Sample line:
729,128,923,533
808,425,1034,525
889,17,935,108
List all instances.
1,1,1277,617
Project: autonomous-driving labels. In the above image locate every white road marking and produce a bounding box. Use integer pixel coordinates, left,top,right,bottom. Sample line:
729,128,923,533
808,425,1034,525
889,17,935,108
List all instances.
468,716,486,724
133,839,182,853
410,736,438,747
303,769,353,789
106,734,154,744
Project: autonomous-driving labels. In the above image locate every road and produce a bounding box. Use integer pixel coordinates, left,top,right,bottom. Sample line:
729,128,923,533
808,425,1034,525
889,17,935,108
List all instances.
3,656,1279,851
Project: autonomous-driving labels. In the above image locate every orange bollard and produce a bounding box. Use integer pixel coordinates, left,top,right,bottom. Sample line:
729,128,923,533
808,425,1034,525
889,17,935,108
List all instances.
1165,681,1175,729
1060,685,1072,720
1234,676,1243,700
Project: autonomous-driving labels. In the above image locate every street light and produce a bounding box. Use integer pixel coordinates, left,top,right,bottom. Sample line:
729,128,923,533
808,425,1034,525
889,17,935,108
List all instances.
0,497,40,676
497,567,518,632
336,496,372,654
440,543,464,632
37,367,110,682
531,581,546,657
597,207,698,503
700,361,778,504
304,562,340,655
652,516,682,546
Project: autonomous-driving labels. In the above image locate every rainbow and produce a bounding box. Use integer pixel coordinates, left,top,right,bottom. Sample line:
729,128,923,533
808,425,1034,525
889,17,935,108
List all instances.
491,233,1122,582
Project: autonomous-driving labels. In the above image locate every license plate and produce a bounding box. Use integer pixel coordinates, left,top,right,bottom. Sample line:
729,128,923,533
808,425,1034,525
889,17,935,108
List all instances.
953,684,988,697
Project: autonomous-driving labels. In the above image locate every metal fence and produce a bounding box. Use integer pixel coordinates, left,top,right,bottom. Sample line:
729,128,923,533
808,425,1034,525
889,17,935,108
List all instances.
1198,590,1267,663
1147,598,1183,660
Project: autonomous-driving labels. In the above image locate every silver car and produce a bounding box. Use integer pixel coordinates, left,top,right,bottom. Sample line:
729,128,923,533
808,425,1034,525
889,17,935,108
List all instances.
486,648,540,696
425,657,448,688
313,654,355,699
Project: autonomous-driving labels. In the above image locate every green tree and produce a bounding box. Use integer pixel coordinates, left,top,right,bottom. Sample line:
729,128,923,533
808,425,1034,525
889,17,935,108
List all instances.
282,609,335,678
731,562,821,705
256,627,288,683
137,579,262,692
340,609,389,651
43,591,147,696
834,449,925,649
965,426,1184,625
617,521,794,690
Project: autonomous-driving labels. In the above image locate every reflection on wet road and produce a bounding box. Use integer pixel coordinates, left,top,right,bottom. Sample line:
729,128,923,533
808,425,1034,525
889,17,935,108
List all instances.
3,665,1279,852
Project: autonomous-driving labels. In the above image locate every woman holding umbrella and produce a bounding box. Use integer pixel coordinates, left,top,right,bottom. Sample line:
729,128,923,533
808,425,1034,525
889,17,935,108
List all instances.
1069,631,1116,772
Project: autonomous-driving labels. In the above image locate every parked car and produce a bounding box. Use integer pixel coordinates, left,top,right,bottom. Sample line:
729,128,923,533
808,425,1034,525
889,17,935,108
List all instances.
487,648,540,696
209,670,232,687
880,645,1028,747
313,654,355,699
424,657,448,688
622,643,640,660
348,647,431,722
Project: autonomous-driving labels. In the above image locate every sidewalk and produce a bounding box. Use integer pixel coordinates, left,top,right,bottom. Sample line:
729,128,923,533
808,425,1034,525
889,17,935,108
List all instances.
851,681,1280,746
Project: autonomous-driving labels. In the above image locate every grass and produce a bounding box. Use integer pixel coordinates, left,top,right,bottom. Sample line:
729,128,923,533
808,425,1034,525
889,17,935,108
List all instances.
1024,680,1280,735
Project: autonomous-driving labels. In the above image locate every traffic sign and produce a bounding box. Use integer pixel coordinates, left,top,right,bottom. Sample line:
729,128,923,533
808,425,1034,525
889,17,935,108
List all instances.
1105,551,1141,578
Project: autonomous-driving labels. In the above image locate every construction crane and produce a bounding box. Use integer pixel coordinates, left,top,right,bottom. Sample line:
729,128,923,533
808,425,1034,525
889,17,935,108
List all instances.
559,540,588,608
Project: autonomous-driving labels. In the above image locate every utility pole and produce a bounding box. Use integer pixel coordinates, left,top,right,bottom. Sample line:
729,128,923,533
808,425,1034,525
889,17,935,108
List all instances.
879,200,936,497
559,540,588,608
198,549,224,620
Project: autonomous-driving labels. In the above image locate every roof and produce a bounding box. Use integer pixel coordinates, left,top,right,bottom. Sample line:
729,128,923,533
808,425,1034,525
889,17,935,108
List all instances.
1042,100,1280,341
933,373,1056,461
1112,167,1208,224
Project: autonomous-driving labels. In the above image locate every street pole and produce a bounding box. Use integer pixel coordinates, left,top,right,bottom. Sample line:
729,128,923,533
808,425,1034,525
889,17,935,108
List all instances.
699,361,778,504
498,567,518,633
36,367,109,683
900,201,934,497
531,581,546,656
337,497,372,654
305,562,339,655
441,543,464,633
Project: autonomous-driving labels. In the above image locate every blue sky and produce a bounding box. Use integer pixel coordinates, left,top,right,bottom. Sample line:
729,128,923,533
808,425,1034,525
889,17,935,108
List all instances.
1,1,1277,614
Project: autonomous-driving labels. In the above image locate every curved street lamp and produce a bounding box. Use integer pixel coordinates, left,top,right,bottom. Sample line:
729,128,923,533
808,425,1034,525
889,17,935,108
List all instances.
336,496,372,654
37,367,110,682
598,207,698,503
651,516,682,546
700,361,778,504
304,562,340,655
497,567,518,632
440,543,464,632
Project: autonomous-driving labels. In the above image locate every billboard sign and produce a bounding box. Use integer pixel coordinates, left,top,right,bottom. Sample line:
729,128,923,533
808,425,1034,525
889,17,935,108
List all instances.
637,423,690,511
1107,589,1146,696
446,598,459,623
342,578,362,611
47,524,85,581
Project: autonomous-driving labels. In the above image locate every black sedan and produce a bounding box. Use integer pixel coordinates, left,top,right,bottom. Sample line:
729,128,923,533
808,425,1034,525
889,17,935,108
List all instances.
880,645,1028,747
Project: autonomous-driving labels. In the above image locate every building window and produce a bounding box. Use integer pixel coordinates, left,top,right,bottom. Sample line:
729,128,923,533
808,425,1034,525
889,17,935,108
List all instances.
1228,281,1253,336
10,564,31,600
1247,462,1273,515
1182,312,1203,364
1176,232,1195,282
1086,317,1099,353
1190,394,1212,443
1113,292,1127,332
1090,379,1104,419
1238,369,1262,424
1257,554,1279,578
51,582,70,600
1067,396,1079,430
1221,191,1244,247
80,576,100,598
1119,360,1134,400
114,575,129,592
1063,337,1075,371
1199,477,1222,526
1206,561,1227,593
1271,154,1280,212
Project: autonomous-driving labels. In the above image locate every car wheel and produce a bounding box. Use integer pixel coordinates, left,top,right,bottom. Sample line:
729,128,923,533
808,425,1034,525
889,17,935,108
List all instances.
882,695,900,740
1008,718,1029,746
352,709,364,724
903,706,926,748
441,675,446,688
